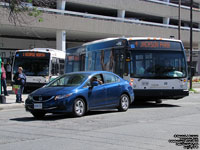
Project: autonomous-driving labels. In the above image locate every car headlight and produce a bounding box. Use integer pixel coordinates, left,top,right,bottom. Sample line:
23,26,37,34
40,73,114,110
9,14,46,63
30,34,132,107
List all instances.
28,95,33,100
55,93,73,100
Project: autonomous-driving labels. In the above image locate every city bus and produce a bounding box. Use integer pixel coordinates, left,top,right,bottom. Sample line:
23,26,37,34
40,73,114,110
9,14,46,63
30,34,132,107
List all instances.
12,48,65,90
65,37,189,102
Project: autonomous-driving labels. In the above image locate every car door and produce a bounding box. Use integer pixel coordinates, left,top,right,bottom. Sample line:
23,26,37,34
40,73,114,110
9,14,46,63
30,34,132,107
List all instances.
87,74,107,108
103,73,122,105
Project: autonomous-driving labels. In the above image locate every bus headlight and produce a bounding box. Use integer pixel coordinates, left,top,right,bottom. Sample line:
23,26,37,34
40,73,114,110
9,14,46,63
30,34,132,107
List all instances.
55,93,73,100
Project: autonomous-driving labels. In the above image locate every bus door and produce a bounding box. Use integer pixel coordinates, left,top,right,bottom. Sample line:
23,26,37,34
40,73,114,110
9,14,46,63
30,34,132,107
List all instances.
113,48,125,77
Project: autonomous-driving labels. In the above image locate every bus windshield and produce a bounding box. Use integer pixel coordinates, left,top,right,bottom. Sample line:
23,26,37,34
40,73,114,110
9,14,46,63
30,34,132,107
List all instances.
130,51,187,79
13,54,50,76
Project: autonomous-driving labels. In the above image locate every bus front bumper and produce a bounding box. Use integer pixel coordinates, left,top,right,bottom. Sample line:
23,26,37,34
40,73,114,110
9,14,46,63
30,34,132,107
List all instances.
134,89,189,100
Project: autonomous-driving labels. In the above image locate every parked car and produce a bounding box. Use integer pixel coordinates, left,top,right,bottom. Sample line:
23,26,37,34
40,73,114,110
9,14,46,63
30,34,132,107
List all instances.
25,71,134,118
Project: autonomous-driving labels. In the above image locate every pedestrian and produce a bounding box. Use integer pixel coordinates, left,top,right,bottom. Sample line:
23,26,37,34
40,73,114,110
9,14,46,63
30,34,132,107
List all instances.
13,67,26,103
6,62,11,80
1,62,9,96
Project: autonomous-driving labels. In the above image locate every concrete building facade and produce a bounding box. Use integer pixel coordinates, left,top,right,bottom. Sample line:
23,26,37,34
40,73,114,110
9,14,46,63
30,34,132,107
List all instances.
0,0,200,74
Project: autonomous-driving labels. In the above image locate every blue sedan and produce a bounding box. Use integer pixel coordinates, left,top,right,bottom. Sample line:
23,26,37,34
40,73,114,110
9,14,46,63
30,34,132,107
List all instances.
25,71,134,118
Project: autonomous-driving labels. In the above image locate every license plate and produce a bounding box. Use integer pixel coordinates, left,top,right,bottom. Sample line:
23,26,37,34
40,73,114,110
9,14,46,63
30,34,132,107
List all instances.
34,103,42,109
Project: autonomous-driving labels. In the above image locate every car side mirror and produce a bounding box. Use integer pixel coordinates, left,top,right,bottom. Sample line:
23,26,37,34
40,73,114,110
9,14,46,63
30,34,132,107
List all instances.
91,81,99,87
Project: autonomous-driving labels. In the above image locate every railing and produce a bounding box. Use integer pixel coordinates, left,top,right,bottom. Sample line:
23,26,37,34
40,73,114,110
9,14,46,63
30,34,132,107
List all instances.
144,0,200,11
0,2,200,32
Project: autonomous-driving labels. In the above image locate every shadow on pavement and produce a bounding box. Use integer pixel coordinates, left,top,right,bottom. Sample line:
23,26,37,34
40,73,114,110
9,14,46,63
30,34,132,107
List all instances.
10,113,73,122
10,102,180,122
130,101,180,109
9,110,117,122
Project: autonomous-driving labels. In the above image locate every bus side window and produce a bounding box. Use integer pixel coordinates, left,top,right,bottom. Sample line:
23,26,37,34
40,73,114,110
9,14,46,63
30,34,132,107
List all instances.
51,58,56,75
51,58,59,76
59,59,65,75
56,58,60,75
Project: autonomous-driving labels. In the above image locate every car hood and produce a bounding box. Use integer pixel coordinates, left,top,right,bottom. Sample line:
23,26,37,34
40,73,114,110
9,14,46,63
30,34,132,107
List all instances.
31,86,78,96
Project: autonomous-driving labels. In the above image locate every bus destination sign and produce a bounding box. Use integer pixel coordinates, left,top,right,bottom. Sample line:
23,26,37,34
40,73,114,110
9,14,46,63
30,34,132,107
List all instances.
16,52,50,58
129,40,182,50
138,41,170,48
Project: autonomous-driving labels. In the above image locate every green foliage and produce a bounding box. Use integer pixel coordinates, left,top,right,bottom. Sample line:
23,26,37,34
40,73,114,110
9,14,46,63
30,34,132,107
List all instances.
189,88,197,93
4,0,45,23
38,17,43,22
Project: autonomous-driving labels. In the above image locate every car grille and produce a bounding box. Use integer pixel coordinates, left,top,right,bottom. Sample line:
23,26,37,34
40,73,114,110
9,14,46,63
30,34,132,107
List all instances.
33,96,54,102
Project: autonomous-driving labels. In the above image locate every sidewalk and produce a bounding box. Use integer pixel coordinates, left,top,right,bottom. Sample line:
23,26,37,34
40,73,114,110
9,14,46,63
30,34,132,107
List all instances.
0,86,28,110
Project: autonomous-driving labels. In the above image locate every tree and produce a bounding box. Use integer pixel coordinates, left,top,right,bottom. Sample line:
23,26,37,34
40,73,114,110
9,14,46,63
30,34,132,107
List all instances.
0,0,56,24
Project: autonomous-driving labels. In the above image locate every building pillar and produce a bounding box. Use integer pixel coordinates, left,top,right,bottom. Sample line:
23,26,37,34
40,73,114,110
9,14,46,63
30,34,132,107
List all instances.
56,30,66,52
117,10,125,18
57,0,66,13
163,17,170,25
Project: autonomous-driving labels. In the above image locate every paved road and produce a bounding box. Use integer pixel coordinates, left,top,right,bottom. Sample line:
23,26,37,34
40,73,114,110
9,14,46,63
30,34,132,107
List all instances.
0,94,200,150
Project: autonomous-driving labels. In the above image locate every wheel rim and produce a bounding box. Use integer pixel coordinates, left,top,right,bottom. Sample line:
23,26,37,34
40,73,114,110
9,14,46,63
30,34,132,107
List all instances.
121,95,129,110
75,99,85,116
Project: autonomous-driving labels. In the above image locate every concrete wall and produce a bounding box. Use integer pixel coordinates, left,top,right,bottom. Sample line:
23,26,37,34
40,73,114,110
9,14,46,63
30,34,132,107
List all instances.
1,7,199,47
0,38,56,50
66,0,200,23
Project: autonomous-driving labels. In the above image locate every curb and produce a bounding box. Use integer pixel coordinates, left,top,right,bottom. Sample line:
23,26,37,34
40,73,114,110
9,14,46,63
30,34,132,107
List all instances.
0,103,25,111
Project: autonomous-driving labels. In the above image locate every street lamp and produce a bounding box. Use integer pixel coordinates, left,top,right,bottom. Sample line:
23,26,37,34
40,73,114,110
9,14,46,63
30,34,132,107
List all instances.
189,0,193,89
0,57,1,95
178,0,181,40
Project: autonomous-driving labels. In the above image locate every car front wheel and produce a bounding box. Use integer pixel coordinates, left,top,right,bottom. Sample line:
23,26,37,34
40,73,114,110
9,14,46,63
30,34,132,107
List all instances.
118,94,130,112
73,98,86,117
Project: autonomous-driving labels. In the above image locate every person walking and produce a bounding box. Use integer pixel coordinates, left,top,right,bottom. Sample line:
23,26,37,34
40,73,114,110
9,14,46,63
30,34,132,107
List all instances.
6,62,12,80
13,67,26,103
1,62,9,96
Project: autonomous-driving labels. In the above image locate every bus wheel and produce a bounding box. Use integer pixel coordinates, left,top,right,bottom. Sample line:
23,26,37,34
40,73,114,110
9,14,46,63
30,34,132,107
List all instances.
155,99,162,104
73,98,86,117
31,112,46,119
118,94,130,112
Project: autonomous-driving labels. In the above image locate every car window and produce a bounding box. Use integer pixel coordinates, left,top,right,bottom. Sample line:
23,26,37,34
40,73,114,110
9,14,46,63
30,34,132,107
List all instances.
103,73,120,84
84,74,104,87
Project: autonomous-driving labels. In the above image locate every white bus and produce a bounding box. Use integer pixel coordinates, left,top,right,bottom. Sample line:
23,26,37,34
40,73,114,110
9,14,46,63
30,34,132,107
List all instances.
65,37,189,102
12,48,65,90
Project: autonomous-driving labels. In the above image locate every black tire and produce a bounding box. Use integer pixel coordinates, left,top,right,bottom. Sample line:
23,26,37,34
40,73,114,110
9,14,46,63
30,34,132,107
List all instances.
73,98,86,117
31,112,46,119
118,94,130,112
155,99,162,104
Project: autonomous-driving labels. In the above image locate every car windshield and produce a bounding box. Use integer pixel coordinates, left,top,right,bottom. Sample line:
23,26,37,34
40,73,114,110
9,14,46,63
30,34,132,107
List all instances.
130,51,187,79
46,74,87,87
